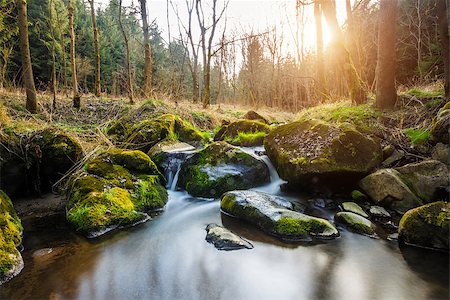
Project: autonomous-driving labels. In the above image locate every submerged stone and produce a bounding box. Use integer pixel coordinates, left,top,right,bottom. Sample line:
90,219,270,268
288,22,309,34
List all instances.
205,224,253,251
221,190,338,241
178,142,270,198
0,190,23,285
399,201,449,252
334,212,375,235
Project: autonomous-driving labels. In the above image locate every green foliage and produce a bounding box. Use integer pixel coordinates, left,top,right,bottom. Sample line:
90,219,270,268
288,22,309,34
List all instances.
403,128,431,145
231,131,267,147
404,87,444,98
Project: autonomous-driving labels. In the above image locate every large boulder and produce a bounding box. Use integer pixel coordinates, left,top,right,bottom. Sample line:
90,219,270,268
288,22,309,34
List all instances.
264,119,382,192
431,102,450,144
0,190,23,285
359,169,423,214
399,201,449,252
123,114,207,152
178,142,270,198
221,190,339,241
242,111,269,124
66,149,167,237
395,160,448,201
214,120,271,146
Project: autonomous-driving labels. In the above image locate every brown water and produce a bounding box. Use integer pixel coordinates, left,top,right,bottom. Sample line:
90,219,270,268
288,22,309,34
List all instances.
1,148,448,299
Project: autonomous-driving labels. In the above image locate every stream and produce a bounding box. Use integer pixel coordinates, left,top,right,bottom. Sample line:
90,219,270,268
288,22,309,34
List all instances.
0,147,448,299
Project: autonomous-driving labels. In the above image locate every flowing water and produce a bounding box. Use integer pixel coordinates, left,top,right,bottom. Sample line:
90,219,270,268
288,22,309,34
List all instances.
0,147,448,299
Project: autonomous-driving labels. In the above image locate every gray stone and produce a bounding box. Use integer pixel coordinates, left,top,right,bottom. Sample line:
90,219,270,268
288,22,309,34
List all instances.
382,149,405,167
432,143,449,164
341,202,368,218
334,212,375,235
369,206,391,218
205,224,253,251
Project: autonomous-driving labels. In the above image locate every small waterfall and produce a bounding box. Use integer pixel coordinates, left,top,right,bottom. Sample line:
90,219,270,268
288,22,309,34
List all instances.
159,150,195,191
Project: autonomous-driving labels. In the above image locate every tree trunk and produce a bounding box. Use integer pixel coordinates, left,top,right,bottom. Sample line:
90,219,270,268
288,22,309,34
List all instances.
314,1,326,100
68,0,80,108
139,0,152,98
16,0,37,113
49,0,57,108
56,10,68,97
436,0,449,99
119,0,134,104
375,0,398,109
89,0,101,97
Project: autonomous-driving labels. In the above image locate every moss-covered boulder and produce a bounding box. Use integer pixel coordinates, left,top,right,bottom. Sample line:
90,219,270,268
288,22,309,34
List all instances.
0,190,23,285
359,169,423,214
242,111,269,124
221,190,338,241
431,101,450,144
178,142,270,198
124,114,207,152
334,212,375,235
395,160,448,201
264,119,382,191
214,120,271,146
399,201,449,252
31,128,83,191
66,149,167,237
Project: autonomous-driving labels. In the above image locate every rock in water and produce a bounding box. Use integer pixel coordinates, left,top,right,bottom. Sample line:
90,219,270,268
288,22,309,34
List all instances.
369,206,391,218
0,190,24,285
264,119,382,192
178,142,270,198
359,169,422,214
334,212,375,235
221,190,338,241
66,149,168,237
205,224,253,251
341,202,368,218
399,201,449,252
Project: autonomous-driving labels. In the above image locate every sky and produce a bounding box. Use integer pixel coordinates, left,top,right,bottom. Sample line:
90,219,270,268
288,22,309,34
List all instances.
95,0,352,61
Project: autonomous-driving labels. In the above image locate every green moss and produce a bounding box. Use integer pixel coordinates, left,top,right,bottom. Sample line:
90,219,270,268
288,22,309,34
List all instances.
404,128,430,145
215,120,271,146
231,131,267,146
335,212,374,235
275,217,308,235
133,175,168,211
106,149,163,180
403,87,444,98
351,190,368,202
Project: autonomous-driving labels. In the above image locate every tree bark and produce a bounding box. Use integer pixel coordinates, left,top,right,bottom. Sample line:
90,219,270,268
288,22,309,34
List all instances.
139,0,152,98
375,0,398,109
68,0,80,108
49,0,57,108
16,0,37,113
436,0,449,99
314,0,326,100
88,0,101,97
119,0,134,104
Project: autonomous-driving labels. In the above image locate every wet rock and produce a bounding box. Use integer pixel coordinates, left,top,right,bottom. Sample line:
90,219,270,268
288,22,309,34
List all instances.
205,224,253,251
264,119,382,192
382,149,405,167
341,202,368,218
369,206,391,218
359,169,422,214
399,201,449,252
66,149,167,237
334,212,375,235
214,120,271,146
178,142,270,198
382,145,395,159
387,233,399,241
242,110,269,124
395,160,449,201
0,190,24,285
431,101,450,144
431,143,449,164
351,190,368,202
221,190,338,241
310,198,335,209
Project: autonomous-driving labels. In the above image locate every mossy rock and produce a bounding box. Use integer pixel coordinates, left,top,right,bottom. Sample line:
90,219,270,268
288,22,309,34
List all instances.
341,202,368,218
66,149,167,237
178,142,270,198
31,128,83,191
359,169,423,214
0,132,28,197
264,119,382,192
334,212,375,235
214,120,271,146
221,190,339,241
399,201,449,252
124,114,207,152
242,111,269,124
431,101,450,144
0,190,24,284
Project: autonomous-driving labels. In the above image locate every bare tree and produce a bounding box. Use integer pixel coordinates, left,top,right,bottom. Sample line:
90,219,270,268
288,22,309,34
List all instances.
375,0,398,109
68,0,80,108
195,0,228,108
118,0,134,104
48,0,57,108
139,0,152,98
16,0,37,113
88,0,101,97
436,0,449,98
314,0,326,99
